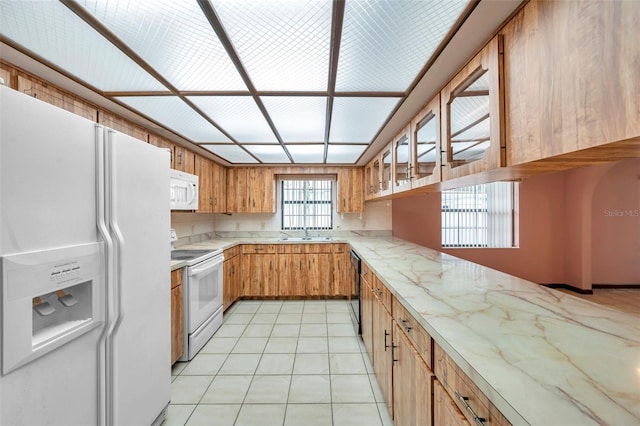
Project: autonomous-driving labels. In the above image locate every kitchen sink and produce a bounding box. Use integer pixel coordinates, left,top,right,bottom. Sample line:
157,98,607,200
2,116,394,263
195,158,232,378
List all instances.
279,236,333,242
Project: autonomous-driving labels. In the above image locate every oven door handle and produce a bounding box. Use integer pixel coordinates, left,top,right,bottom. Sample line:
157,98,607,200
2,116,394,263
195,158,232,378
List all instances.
189,257,224,278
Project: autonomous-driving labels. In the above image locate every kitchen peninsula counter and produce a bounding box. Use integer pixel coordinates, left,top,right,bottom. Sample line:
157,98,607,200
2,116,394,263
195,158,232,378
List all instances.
173,235,640,425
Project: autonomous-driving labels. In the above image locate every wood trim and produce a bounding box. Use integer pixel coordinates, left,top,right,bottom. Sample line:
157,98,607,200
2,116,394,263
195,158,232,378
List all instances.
323,0,346,162
542,284,594,295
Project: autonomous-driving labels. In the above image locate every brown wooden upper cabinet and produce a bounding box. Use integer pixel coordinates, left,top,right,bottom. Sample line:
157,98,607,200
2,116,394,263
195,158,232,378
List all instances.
195,156,226,213
411,95,442,188
380,143,393,197
392,126,412,193
441,36,504,181
336,168,364,213
226,167,275,213
173,145,195,175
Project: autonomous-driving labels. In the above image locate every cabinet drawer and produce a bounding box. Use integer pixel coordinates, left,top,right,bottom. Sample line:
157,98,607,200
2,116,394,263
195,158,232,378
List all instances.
224,245,240,259
434,380,470,426
372,275,391,313
331,243,347,253
434,343,511,426
171,269,182,289
392,297,433,369
242,244,277,254
361,263,373,289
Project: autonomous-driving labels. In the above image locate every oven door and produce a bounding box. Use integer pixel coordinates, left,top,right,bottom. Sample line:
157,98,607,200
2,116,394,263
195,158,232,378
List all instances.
186,254,224,333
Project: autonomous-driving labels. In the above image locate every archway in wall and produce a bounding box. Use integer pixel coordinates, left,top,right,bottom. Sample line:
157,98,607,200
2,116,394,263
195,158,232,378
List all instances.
591,158,640,285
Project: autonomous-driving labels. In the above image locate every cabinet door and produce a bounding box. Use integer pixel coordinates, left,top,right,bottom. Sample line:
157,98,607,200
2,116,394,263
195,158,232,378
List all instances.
434,380,470,426
278,253,307,297
242,253,278,296
393,322,434,426
174,145,195,174
380,144,393,197
226,168,248,212
361,270,374,358
331,246,350,297
247,168,275,213
195,156,213,213
441,36,504,181
372,295,393,415
170,284,183,364
337,168,364,213
411,95,442,189
211,161,227,213
306,253,332,296
392,127,412,193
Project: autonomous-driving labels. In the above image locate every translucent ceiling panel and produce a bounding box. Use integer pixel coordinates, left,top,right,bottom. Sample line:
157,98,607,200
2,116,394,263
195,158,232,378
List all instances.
188,96,276,143
0,1,164,91
336,0,469,91
243,145,291,163
201,144,258,164
212,0,331,91
450,96,490,135
116,96,230,142
286,145,325,164
330,97,401,142
79,0,246,91
261,97,327,142
326,145,367,164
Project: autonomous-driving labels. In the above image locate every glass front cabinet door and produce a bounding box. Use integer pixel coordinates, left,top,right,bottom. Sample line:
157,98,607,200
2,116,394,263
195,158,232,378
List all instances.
441,35,504,181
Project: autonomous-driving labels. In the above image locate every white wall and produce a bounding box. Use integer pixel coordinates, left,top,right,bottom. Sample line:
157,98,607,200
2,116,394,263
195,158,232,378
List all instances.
171,200,392,242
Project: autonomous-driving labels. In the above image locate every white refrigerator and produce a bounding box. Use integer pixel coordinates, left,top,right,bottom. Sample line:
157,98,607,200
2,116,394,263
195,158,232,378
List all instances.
0,86,171,425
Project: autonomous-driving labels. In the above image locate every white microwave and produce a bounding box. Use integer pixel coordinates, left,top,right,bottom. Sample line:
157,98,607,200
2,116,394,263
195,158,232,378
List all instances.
170,169,199,210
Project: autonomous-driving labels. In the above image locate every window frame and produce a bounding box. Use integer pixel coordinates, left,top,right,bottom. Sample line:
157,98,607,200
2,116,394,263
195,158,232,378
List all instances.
280,178,334,231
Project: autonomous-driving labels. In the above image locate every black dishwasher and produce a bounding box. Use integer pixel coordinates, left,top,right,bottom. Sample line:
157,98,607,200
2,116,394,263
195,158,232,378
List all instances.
348,250,361,334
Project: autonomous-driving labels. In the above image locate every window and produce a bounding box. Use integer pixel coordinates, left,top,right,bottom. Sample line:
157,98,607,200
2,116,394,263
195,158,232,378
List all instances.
281,179,333,231
442,182,517,248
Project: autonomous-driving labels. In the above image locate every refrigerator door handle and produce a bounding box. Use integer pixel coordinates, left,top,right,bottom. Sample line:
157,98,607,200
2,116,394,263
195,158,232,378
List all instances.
104,128,126,426
95,124,110,426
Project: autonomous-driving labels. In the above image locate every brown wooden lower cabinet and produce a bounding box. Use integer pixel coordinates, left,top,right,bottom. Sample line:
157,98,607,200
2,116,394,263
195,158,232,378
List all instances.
434,380,471,426
372,290,393,416
361,265,374,357
243,252,279,296
223,247,241,310
392,321,435,426
434,343,511,426
170,269,184,365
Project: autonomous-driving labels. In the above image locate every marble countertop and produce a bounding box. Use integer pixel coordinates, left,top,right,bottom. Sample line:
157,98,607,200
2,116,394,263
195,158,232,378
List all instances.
173,235,640,425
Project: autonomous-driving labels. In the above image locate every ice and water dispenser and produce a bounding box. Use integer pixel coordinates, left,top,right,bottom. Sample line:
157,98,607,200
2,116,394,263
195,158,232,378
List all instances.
1,242,104,374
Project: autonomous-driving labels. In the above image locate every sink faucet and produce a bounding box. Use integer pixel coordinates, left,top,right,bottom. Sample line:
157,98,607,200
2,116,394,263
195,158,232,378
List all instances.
304,227,309,238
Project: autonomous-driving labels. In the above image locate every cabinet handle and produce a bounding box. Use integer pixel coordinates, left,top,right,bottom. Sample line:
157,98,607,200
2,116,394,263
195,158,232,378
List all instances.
384,329,391,351
375,287,383,297
391,342,398,363
400,319,412,333
455,391,486,426
254,247,264,251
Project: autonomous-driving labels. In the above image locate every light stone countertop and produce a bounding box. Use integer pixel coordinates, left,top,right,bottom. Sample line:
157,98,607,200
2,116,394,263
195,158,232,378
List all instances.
172,235,640,425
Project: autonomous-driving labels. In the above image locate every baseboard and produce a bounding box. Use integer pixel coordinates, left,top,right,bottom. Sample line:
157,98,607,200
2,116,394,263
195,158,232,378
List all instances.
543,283,593,295
592,283,640,289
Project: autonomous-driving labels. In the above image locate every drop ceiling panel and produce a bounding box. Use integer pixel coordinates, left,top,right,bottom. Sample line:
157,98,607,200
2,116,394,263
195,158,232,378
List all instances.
116,96,231,142
201,144,258,163
261,96,327,142
286,144,325,163
329,97,401,142
0,1,164,91
79,0,247,91
188,96,277,142
326,145,367,163
211,0,331,91
336,0,470,91
449,96,490,135
243,144,291,163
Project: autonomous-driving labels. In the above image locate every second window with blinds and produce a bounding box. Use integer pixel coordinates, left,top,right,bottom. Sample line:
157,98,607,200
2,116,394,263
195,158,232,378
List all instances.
281,179,333,231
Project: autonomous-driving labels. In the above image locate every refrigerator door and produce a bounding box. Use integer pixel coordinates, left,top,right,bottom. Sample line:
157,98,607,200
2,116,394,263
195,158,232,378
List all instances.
0,87,105,426
103,128,170,426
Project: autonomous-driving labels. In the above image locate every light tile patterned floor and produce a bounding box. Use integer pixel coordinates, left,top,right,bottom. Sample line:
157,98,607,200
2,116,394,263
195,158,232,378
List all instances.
165,300,393,426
